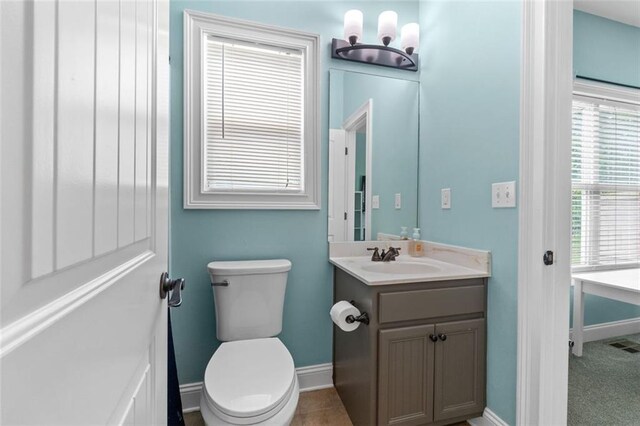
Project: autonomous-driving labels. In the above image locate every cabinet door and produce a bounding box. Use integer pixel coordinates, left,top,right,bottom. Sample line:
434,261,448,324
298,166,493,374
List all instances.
378,324,436,426
433,318,486,422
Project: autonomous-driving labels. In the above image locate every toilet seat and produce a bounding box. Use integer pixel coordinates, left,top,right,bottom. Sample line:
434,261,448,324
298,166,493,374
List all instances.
202,338,296,424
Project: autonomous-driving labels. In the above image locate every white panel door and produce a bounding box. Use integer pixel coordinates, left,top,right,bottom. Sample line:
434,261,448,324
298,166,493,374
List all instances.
328,129,347,242
0,0,170,424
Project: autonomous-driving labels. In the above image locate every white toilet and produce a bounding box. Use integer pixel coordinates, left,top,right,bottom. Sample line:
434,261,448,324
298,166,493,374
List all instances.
200,259,299,426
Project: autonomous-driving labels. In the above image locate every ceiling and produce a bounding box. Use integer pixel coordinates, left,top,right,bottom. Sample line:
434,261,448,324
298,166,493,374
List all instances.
574,0,640,27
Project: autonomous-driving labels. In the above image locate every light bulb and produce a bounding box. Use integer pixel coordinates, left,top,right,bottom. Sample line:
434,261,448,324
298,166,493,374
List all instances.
344,10,363,46
401,23,419,55
377,11,397,46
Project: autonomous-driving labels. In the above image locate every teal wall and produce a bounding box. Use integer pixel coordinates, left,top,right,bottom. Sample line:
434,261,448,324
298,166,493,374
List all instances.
570,11,640,326
574,10,640,88
418,2,521,424
330,69,420,237
168,3,639,423
169,0,420,385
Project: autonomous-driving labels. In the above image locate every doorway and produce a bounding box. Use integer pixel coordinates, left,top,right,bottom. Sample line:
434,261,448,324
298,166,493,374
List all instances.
517,2,640,425
566,13,640,423
343,100,373,242
328,99,373,242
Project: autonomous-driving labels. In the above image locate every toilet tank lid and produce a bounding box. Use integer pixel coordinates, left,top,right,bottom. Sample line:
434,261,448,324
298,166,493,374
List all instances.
207,259,292,276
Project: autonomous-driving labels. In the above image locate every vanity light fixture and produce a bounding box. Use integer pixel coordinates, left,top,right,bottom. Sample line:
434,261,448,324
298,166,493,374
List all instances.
343,9,363,46
377,11,397,46
332,10,419,72
401,23,419,56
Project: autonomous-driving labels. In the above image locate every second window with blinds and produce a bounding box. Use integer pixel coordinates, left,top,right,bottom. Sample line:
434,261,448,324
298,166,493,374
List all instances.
571,80,640,271
183,12,320,209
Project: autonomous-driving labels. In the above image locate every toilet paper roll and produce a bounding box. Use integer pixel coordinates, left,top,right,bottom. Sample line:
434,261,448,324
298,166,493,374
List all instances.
330,300,361,332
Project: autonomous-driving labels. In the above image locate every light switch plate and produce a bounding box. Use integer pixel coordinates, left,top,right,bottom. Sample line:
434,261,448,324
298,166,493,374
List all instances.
394,193,401,209
441,188,451,209
372,195,380,209
492,181,516,208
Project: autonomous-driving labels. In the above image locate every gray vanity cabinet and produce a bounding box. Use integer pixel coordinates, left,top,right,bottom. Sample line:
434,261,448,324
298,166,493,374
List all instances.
378,324,436,426
433,318,486,422
333,268,487,426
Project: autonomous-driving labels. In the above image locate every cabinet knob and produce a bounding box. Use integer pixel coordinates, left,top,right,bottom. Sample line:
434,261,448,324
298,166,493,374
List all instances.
438,333,447,341
429,334,438,342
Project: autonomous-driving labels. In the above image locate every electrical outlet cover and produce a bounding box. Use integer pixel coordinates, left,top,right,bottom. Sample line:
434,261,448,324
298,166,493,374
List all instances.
395,193,401,209
372,195,380,209
492,181,516,208
441,188,451,209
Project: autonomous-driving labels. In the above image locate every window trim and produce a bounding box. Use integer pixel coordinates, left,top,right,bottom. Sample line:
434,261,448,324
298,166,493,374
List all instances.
183,10,320,209
571,78,640,272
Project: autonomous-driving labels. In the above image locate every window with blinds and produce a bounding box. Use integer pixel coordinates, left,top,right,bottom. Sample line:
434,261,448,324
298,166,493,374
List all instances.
202,37,304,193
571,93,640,270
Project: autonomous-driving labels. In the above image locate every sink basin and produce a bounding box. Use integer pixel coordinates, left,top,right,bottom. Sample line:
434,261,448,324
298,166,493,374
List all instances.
359,262,441,275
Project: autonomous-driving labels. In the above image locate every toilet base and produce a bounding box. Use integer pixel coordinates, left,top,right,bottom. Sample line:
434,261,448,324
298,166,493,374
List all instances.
199,375,299,426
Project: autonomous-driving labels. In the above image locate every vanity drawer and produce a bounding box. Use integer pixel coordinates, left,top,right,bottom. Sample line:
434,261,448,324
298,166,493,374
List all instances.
378,284,485,324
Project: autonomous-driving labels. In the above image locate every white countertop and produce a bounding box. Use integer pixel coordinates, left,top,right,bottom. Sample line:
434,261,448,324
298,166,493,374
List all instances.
329,241,491,286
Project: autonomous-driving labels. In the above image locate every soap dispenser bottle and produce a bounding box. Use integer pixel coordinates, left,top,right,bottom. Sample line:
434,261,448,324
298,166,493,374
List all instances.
409,228,425,257
400,227,409,240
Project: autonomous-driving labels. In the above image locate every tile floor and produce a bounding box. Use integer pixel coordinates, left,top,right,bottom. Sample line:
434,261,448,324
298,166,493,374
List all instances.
184,387,350,426
184,387,471,426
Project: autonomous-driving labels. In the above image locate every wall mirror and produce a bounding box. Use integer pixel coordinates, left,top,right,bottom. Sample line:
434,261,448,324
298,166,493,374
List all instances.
328,69,419,241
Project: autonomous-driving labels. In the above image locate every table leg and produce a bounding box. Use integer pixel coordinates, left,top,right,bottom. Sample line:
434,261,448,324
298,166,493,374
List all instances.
572,279,584,356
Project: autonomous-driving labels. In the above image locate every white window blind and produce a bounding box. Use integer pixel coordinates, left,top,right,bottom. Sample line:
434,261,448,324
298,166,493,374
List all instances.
202,37,304,193
571,96,640,269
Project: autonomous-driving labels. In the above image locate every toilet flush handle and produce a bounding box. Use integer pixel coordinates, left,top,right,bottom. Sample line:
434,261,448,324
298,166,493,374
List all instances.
211,280,229,287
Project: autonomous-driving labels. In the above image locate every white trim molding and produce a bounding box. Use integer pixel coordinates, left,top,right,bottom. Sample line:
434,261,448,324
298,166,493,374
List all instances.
183,10,321,210
180,363,333,413
574,78,640,106
517,0,573,425
468,408,510,426
295,363,334,392
180,382,203,414
570,317,640,343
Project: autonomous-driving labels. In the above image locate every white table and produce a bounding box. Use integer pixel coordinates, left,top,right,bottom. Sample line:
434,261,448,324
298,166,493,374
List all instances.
572,268,640,356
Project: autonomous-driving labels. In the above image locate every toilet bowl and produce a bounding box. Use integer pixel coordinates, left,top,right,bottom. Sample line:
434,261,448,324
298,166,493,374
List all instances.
201,260,298,426
200,338,298,425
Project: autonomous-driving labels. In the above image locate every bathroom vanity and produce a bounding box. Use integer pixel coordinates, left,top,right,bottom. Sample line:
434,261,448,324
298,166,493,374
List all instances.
329,241,491,426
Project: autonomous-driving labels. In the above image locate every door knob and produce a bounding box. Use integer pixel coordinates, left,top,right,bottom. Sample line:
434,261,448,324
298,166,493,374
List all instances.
159,272,185,307
438,333,447,341
429,334,438,342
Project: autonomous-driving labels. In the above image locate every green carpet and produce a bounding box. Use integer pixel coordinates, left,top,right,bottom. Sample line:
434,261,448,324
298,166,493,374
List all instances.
568,333,640,426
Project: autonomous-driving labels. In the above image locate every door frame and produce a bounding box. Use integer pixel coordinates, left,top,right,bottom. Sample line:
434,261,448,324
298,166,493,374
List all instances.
342,99,373,241
516,0,573,424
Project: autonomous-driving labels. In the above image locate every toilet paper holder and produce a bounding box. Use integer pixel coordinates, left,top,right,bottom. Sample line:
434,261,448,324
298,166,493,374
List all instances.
346,300,370,325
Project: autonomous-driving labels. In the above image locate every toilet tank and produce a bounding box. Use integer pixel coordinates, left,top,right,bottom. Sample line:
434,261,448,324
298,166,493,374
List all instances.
207,259,292,342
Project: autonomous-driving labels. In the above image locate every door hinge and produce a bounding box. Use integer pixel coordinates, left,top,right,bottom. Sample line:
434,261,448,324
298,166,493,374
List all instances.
543,250,554,265
345,147,348,155
344,212,347,220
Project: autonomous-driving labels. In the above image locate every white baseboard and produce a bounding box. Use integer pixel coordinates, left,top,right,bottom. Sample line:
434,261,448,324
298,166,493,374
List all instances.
468,408,509,426
180,363,333,413
295,363,334,392
180,382,203,414
570,317,640,343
